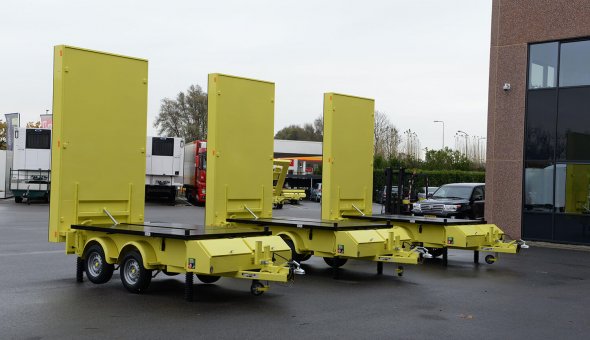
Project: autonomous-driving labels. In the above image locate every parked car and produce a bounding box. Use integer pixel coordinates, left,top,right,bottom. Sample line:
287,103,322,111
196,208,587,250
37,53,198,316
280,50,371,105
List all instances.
418,186,439,200
310,183,322,202
412,183,485,219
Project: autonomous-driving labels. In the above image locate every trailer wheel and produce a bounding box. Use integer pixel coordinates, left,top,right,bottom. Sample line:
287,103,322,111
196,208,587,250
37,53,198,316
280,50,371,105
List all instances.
283,238,309,263
427,248,444,258
196,275,221,284
84,244,114,284
15,197,23,203
250,280,265,296
323,257,348,268
169,189,177,206
485,254,496,264
120,250,152,293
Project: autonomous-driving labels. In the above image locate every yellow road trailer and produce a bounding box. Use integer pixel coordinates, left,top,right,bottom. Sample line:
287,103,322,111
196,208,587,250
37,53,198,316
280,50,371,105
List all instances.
321,102,529,265
229,94,425,276
49,46,295,301
272,159,306,209
343,214,528,265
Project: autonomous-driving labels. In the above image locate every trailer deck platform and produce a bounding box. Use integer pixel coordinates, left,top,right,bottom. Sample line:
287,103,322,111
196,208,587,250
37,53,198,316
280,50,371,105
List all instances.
228,216,390,231
71,222,270,240
341,214,483,226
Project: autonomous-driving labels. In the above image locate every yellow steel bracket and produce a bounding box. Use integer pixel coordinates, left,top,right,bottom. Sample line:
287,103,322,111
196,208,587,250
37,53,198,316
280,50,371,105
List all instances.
205,74,275,226
49,45,148,243
273,159,290,197
322,93,375,221
375,230,420,265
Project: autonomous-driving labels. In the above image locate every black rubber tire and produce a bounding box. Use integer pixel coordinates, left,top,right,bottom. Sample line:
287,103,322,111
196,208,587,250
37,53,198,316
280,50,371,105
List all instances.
84,244,114,284
283,238,308,263
300,254,312,262
169,190,176,206
427,248,444,258
120,250,152,293
485,254,496,264
186,192,194,204
196,275,221,284
323,257,348,268
15,196,23,203
250,280,265,296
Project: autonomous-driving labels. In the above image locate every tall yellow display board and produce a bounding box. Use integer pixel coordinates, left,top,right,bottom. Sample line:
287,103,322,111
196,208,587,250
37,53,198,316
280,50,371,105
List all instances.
205,74,275,226
322,93,375,221
49,46,148,242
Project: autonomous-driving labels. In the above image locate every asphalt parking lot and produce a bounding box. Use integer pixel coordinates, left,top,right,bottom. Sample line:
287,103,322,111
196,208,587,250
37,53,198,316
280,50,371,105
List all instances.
1,198,589,339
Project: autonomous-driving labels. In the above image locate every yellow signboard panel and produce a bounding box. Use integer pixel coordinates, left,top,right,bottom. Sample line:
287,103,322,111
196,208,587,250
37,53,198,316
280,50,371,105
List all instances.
49,45,148,242
322,93,375,221
205,74,275,226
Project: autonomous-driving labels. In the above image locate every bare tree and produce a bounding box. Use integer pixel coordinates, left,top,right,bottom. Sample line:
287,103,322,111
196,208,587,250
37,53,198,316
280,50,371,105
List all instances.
374,111,400,158
0,120,6,150
154,85,208,142
313,115,323,138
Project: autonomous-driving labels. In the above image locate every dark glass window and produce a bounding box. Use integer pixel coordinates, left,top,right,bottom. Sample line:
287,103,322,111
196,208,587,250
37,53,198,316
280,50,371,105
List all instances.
522,212,553,241
198,154,207,170
25,129,51,149
152,137,174,156
524,39,590,245
528,42,558,89
556,87,590,161
524,160,554,212
553,164,590,243
554,164,590,214
559,40,590,87
525,89,557,160
554,214,590,244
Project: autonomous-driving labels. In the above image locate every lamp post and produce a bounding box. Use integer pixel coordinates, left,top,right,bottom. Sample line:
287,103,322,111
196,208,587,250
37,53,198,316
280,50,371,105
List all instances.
434,120,445,149
457,130,469,159
477,136,487,163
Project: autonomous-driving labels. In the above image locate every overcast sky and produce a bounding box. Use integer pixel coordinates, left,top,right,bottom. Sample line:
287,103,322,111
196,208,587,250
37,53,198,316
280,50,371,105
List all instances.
1,0,492,152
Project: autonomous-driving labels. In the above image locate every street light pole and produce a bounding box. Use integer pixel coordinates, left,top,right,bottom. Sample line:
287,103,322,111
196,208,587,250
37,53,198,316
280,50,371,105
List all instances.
434,120,445,149
457,130,469,159
478,136,487,163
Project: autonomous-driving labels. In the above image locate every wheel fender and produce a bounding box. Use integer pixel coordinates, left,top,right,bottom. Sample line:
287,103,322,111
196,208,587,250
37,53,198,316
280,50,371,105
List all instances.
120,241,158,269
277,231,306,253
392,225,415,241
85,237,118,264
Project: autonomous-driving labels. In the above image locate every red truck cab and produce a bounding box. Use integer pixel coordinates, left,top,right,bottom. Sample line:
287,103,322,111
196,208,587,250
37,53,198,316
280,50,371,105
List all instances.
183,140,207,204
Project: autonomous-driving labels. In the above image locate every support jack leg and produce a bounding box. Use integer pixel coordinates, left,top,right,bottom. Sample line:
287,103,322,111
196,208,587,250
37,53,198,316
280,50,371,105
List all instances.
185,273,194,302
474,250,480,264
76,257,84,283
442,248,448,267
377,262,383,275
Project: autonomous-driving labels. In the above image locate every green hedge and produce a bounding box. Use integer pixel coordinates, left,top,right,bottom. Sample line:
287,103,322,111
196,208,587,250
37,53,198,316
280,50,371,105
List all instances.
373,168,485,198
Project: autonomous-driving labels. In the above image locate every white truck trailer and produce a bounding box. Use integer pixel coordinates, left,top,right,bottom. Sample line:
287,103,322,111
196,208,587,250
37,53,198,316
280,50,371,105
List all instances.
10,128,52,203
145,136,184,203
0,150,13,199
